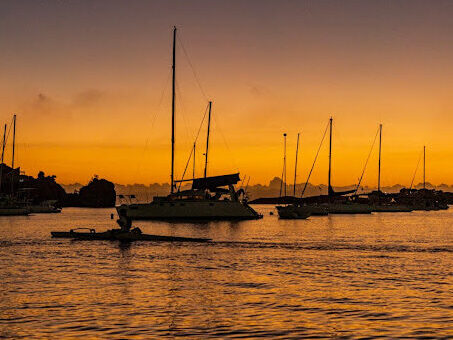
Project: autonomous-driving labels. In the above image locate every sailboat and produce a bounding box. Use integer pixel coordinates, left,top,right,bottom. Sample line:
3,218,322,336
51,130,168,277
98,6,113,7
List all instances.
0,115,30,216
324,117,372,214
277,117,372,216
396,146,448,211
370,124,412,212
116,27,262,221
276,133,311,219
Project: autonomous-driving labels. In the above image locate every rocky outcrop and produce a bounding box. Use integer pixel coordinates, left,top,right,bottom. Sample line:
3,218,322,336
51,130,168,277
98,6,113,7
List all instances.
25,171,67,205
1,167,66,205
76,177,116,207
19,172,116,207
0,165,116,208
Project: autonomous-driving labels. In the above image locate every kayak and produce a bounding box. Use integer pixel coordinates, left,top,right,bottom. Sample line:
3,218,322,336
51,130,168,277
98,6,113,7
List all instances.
51,228,211,243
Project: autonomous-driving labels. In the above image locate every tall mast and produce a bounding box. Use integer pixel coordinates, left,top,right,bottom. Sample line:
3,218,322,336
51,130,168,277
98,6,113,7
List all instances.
293,132,300,196
204,101,212,178
10,114,17,196
0,124,6,192
170,27,176,194
328,117,332,196
1,124,6,164
378,124,382,192
279,133,287,198
193,142,196,179
423,145,426,189
284,133,287,197
12,114,16,169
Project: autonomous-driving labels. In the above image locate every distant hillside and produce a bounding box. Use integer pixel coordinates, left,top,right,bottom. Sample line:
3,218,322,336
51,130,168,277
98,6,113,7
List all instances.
61,177,453,203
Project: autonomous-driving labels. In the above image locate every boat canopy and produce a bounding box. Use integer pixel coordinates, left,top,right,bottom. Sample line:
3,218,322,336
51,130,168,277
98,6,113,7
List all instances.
328,185,356,197
192,173,240,190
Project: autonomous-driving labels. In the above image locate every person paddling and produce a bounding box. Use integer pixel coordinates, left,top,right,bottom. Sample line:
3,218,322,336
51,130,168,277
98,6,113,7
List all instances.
117,214,143,234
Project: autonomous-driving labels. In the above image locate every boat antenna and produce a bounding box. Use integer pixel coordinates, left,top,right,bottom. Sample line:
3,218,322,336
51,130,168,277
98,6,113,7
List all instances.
171,26,176,194
378,123,382,193
293,132,300,196
300,120,329,198
423,145,426,189
328,117,333,197
204,101,212,178
279,133,287,198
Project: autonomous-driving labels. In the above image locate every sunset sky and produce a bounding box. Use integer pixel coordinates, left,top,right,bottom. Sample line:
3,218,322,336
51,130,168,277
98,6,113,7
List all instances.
1,0,452,187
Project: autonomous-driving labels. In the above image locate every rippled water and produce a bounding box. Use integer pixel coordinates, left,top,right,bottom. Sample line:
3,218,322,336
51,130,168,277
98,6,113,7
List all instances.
1,206,452,339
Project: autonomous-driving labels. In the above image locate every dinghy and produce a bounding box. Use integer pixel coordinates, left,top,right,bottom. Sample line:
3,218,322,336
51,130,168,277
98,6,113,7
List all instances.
276,205,311,219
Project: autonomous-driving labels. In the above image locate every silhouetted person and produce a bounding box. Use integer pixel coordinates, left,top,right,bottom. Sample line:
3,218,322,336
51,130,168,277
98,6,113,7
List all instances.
117,215,132,232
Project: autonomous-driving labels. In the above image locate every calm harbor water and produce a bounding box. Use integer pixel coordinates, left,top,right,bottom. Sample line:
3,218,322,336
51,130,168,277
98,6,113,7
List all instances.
1,205,452,339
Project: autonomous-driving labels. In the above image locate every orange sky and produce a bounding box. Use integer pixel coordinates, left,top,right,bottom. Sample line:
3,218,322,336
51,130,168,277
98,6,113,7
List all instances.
0,1,452,187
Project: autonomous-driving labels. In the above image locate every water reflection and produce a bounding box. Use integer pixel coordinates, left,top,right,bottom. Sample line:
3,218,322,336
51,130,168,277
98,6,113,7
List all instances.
0,206,452,338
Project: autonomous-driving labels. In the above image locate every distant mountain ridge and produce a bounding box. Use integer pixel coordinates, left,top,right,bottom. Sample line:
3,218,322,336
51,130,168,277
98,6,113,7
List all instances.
61,177,453,203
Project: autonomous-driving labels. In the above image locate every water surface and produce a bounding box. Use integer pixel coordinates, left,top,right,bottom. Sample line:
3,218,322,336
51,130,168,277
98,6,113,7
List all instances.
1,206,452,338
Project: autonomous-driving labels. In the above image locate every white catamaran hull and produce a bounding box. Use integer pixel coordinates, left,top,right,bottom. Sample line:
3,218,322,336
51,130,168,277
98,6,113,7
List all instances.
117,200,262,221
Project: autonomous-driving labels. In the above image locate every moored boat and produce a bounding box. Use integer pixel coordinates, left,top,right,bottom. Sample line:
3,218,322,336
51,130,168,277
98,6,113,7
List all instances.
117,27,262,222
305,204,329,216
0,116,29,216
367,125,413,214
0,206,29,216
29,200,61,213
372,204,413,213
276,204,311,219
0,195,29,216
117,174,262,221
328,202,373,214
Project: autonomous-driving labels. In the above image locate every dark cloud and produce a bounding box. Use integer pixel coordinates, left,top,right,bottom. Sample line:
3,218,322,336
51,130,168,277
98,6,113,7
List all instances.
29,92,56,116
37,93,49,102
72,89,104,106
248,84,269,97
20,89,104,118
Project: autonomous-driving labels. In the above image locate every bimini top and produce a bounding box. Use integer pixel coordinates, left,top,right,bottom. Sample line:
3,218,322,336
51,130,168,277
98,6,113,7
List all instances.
328,185,356,197
192,173,240,190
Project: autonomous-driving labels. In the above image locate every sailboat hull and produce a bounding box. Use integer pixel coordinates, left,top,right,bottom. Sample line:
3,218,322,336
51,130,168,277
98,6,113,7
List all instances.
0,208,29,216
328,203,373,214
117,200,262,221
305,204,329,216
29,206,62,213
276,205,311,219
372,205,413,213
